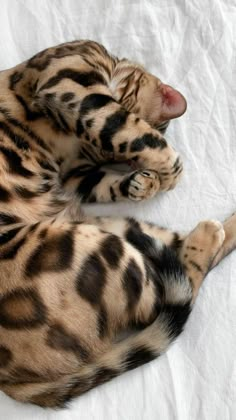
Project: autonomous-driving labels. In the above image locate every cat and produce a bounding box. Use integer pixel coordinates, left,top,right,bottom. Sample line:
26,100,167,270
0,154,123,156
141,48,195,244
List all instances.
0,40,234,407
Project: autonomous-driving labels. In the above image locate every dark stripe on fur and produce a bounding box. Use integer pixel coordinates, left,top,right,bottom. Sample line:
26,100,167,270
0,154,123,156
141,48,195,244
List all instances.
0,186,11,202
14,186,38,199
76,119,85,136
38,160,57,172
46,323,89,361
76,170,105,201
0,237,26,260
160,303,192,339
188,260,203,273
0,121,30,151
0,107,50,152
0,213,20,225
0,227,22,246
0,146,34,177
130,134,167,152
79,146,98,164
76,253,106,305
122,258,143,309
9,71,23,90
100,234,124,268
100,109,129,151
25,230,74,277
15,94,43,121
97,306,108,338
79,94,114,119
41,105,67,133
62,164,99,183
57,111,71,133
0,346,13,368
124,345,157,370
39,69,106,91
125,220,161,259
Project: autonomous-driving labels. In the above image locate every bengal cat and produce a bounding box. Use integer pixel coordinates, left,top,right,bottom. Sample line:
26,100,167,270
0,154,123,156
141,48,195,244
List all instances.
0,40,235,408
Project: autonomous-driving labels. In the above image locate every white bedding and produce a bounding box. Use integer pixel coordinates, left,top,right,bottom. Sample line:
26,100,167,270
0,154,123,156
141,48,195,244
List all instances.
0,0,236,419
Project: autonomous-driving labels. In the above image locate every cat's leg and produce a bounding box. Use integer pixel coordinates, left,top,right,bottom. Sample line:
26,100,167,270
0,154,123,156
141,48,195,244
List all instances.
211,212,236,268
87,214,235,299
88,216,225,302
63,165,160,203
137,213,236,272
86,216,184,247
178,221,225,301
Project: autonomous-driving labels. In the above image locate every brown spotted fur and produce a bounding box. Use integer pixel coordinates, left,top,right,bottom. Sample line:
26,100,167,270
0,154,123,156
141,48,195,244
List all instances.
0,40,235,407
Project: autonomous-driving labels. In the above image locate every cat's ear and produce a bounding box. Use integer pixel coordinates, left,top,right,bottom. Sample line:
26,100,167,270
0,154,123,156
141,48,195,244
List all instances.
159,84,187,121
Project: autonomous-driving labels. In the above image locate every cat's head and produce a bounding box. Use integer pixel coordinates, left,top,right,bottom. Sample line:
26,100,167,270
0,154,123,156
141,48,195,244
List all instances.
110,60,187,133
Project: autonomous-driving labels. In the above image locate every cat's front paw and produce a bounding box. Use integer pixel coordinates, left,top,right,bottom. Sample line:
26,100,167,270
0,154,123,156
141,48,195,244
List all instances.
158,153,183,191
138,145,183,191
120,170,160,201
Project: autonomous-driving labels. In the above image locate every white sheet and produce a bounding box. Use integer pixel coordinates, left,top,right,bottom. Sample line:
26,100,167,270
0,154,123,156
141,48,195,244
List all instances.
0,0,236,419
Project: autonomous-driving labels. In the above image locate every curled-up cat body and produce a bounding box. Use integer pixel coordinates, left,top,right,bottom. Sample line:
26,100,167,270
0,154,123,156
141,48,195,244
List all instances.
0,40,186,210
0,40,234,408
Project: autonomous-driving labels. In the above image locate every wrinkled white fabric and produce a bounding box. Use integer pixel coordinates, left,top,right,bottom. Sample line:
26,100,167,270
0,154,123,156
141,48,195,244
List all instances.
0,1,235,419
